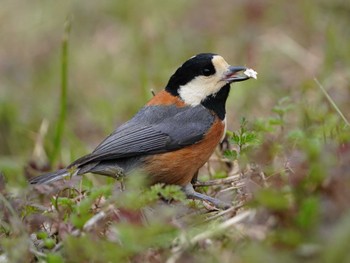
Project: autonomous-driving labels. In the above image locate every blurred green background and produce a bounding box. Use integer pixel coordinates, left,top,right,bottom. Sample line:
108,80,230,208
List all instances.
0,0,349,176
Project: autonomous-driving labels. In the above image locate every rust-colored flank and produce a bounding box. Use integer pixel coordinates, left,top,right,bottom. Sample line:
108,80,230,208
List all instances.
147,90,186,107
143,118,225,186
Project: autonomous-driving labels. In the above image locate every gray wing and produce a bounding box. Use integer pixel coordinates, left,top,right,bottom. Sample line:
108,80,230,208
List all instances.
70,105,215,167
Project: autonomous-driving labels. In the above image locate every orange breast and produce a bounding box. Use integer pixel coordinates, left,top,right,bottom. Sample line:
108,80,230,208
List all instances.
142,118,225,186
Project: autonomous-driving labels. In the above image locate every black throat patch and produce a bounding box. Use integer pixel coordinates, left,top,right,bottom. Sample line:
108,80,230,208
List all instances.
201,84,230,120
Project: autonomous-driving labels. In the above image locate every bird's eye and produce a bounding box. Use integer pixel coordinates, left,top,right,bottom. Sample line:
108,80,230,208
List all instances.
202,68,212,76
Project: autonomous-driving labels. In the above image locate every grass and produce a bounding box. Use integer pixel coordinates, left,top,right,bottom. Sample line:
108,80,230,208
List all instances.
1,0,350,262
50,16,72,164
314,78,350,127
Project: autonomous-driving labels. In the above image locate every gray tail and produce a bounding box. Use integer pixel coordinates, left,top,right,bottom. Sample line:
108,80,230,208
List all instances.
29,168,70,184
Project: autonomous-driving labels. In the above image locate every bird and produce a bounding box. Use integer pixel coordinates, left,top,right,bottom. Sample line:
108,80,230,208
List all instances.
30,53,255,209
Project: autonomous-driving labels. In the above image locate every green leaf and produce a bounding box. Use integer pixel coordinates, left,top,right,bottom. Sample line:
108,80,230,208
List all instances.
268,117,284,126
36,231,48,240
287,129,305,142
230,133,241,145
295,196,319,229
272,96,294,116
224,149,238,160
256,189,290,210
47,253,65,263
44,238,56,249
158,184,185,201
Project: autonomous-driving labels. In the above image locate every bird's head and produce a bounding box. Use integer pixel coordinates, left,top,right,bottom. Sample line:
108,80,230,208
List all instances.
165,53,253,106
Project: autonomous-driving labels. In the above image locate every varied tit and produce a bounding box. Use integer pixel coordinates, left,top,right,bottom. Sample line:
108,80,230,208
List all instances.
30,53,256,209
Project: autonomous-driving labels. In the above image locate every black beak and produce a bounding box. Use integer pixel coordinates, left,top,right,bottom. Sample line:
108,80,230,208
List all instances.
222,66,249,83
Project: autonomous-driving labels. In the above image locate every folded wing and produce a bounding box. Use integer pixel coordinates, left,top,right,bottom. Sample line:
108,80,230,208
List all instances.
69,105,215,168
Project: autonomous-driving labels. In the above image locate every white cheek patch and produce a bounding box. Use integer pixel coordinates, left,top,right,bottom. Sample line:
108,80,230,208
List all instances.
212,56,230,75
178,55,231,106
178,76,224,106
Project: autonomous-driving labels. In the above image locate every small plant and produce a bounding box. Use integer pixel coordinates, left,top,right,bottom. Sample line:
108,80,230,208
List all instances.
224,117,259,161
270,96,294,131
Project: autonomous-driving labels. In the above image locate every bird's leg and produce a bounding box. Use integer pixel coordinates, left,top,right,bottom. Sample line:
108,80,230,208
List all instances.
182,183,231,210
191,171,199,185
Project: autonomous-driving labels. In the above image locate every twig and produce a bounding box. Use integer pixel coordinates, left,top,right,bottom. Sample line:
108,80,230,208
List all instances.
29,247,47,259
83,210,107,231
205,203,245,221
259,171,268,187
194,174,242,187
167,210,254,263
191,210,253,243
52,205,114,252
218,183,246,193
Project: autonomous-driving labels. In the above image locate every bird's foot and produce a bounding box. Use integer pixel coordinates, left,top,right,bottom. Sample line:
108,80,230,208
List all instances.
182,183,231,210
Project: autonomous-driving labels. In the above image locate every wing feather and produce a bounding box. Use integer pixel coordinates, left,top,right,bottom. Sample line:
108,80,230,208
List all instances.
70,105,215,167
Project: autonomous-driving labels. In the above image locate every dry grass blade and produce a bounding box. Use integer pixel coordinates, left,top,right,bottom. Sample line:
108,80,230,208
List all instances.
190,210,254,244
167,210,254,263
314,78,350,127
